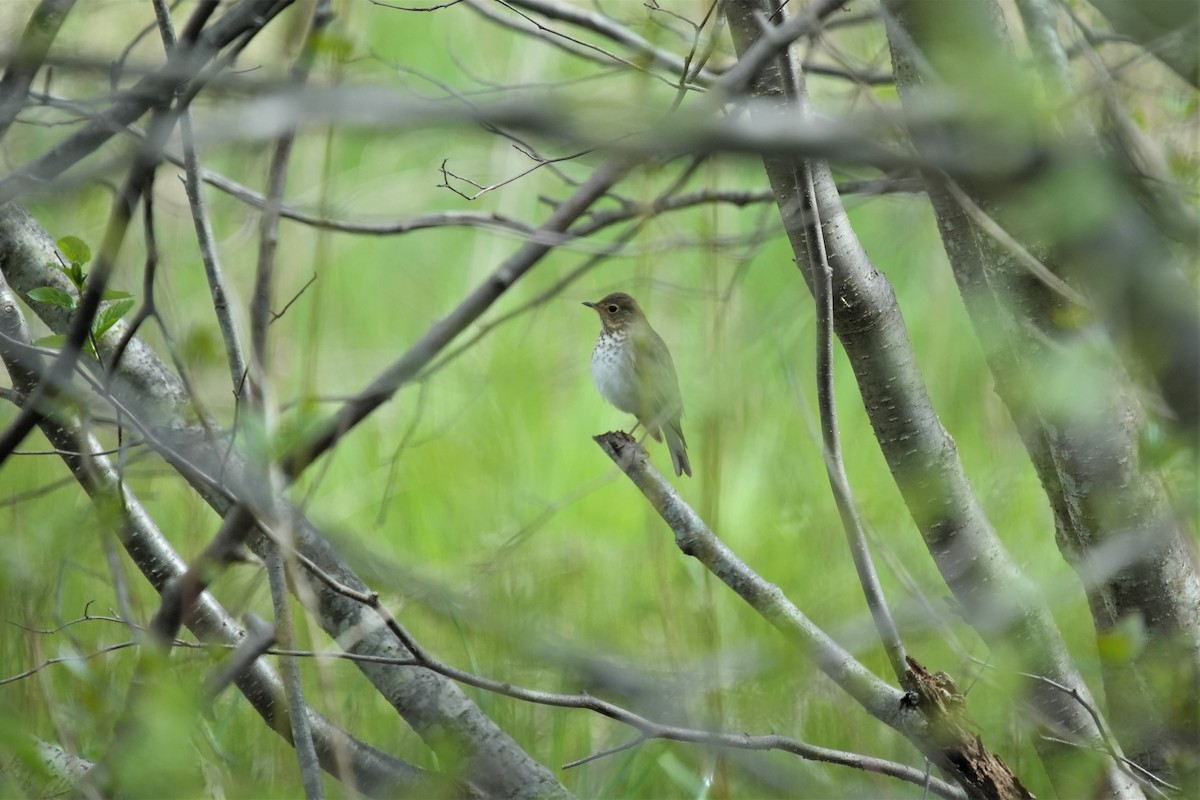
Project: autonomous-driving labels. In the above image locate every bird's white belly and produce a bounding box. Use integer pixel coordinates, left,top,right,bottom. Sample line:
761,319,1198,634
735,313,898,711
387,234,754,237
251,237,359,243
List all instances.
591,341,639,414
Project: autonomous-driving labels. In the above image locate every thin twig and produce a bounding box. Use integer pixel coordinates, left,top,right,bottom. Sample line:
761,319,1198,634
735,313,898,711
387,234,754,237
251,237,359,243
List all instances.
150,0,248,392
420,155,709,380
279,157,633,480
4,610,963,798
1017,669,1180,795
0,0,291,204
775,5,908,684
942,177,1090,309
235,531,965,800
246,3,334,796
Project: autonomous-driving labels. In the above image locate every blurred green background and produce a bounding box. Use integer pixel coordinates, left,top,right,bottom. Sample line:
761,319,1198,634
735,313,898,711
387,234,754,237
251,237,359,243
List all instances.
3,1,1188,797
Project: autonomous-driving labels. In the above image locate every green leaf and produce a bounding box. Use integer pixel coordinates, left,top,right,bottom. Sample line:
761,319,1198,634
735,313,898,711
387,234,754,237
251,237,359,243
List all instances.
92,298,135,338
67,261,85,288
34,334,66,349
56,235,91,266
27,286,76,310
101,289,133,301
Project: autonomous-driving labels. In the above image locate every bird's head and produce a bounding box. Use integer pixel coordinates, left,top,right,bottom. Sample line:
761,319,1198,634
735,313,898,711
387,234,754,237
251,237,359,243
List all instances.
583,292,644,333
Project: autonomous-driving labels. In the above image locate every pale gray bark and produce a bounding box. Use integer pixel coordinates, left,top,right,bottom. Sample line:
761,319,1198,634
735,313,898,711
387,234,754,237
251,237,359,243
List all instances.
0,203,572,800
0,269,445,799
722,0,1152,796
882,0,1200,785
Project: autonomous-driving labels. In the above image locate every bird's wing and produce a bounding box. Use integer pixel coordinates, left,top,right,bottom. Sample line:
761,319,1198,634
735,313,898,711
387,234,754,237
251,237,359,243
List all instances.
632,327,684,429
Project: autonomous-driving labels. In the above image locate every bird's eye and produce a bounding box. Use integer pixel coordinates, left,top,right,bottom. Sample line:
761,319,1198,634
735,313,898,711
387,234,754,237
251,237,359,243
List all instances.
607,304,619,313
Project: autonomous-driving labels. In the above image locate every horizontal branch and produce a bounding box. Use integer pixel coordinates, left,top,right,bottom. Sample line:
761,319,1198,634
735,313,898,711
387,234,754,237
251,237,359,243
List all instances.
146,86,1042,180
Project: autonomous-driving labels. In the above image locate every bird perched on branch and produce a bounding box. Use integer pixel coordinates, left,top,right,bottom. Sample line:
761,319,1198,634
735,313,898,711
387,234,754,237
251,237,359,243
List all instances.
583,292,692,477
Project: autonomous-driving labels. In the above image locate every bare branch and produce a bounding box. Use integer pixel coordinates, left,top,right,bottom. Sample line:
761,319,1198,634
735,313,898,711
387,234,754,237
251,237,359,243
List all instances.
279,157,632,479
0,0,295,204
0,270,446,798
149,0,248,391
0,0,78,139
592,432,912,727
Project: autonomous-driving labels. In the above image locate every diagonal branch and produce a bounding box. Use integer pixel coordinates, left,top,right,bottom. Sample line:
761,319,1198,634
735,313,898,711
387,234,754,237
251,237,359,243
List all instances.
592,432,915,730
278,157,633,479
593,431,1035,800
0,0,78,140
0,202,574,800
0,0,294,204
724,1,1144,796
0,272,453,799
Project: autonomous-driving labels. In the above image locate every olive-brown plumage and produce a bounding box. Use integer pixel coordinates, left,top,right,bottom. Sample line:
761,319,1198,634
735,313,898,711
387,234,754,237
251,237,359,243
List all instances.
583,292,692,477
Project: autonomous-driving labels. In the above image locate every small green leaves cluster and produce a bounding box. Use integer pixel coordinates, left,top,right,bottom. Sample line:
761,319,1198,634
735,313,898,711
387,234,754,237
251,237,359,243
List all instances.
29,236,134,355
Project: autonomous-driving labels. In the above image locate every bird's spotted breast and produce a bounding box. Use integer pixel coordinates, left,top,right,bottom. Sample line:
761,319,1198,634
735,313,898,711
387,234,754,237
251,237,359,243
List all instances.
590,331,639,415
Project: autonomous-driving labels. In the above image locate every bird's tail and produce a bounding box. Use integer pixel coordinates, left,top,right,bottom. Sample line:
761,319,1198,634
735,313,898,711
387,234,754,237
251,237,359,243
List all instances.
663,421,691,478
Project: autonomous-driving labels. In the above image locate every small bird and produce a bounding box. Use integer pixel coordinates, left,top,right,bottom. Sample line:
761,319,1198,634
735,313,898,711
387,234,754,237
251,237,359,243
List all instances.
583,292,692,477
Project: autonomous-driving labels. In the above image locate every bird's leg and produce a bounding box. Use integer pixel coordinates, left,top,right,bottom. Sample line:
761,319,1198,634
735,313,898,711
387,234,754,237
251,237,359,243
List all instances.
628,422,652,444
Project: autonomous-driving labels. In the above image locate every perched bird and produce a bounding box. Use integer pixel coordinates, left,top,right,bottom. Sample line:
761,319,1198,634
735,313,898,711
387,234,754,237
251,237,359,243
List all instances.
583,292,692,477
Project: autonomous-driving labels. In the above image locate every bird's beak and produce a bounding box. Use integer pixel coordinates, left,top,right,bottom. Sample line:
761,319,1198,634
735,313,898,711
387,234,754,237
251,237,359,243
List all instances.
582,301,598,310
